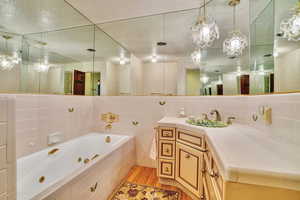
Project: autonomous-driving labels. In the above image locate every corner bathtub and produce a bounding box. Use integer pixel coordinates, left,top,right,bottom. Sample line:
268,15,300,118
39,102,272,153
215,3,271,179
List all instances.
17,133,135,200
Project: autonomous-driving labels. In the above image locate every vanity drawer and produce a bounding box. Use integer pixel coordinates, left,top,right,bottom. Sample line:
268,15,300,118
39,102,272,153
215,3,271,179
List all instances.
159,127,176,140
0,123,7,146
158,159,175,179
0,146,6,170
159,140,175,159
176,129,204,150
0,169,7,195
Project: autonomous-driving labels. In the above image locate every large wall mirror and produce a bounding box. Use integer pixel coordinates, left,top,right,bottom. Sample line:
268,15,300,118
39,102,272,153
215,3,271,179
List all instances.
0,0,299,96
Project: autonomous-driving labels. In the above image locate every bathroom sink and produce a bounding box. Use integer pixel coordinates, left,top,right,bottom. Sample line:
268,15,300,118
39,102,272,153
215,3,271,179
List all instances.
186,119,228,128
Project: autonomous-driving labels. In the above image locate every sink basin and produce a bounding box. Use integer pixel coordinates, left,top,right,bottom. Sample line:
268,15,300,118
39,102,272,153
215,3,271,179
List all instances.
186,119,228,128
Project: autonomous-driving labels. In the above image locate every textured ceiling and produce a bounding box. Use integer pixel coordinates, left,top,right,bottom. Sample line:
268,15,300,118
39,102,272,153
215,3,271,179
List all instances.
97,0,250,73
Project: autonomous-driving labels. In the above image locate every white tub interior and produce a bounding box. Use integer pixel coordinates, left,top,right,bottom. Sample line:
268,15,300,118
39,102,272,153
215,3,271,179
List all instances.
17,133,131,200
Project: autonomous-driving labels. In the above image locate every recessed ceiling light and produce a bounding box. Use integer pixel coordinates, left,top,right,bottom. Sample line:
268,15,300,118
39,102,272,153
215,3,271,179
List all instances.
87,48,96,52
157,42,167,46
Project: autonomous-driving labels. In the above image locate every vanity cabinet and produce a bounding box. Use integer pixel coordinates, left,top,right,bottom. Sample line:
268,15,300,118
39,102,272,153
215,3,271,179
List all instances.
176,142,203,197
157,127,208,200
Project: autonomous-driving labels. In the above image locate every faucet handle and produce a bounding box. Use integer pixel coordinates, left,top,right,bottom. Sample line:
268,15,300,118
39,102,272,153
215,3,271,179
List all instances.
202,113,209,120
227,117,236,125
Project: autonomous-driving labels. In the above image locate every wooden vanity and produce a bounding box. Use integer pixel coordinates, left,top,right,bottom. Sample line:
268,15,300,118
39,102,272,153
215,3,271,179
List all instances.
156,125,300,200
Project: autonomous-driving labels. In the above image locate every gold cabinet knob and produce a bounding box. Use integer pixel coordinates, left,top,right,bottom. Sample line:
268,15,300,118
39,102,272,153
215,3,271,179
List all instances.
165,148,170,153
84,158,90,164
185,154,191,159
165,167,169,172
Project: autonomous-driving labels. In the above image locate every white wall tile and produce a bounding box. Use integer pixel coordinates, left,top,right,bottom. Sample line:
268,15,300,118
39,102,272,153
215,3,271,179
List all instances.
0,169,7,195
0,101,7,122
0,146,6,170
0,123,7,146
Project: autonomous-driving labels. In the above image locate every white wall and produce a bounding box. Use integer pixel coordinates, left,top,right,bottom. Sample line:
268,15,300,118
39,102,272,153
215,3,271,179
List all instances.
143,62,178,95
130,55,144,95
275,49,300,92
223,73,239,95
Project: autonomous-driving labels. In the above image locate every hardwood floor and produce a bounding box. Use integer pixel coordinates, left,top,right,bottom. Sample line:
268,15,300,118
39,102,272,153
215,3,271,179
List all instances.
124,165,193,200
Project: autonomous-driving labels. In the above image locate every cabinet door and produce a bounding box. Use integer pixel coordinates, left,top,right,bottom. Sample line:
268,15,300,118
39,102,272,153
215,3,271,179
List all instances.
176,142,203,197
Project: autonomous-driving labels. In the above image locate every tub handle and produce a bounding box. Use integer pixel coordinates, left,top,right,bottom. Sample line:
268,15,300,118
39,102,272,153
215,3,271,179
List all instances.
91,154,99,160
90,182,98,192
84,158,90,164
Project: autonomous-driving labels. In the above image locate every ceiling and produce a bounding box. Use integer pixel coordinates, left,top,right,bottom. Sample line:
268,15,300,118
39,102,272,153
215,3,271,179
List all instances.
65,0,203,24
0,0,91,34
97,0,250,73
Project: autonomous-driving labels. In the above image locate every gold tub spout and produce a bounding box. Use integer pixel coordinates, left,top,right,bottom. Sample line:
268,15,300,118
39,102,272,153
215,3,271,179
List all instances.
48,148,59,155
105,136,111,143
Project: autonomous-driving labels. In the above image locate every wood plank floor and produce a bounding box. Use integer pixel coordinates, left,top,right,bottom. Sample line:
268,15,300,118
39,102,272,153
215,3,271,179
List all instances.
123,165,193,200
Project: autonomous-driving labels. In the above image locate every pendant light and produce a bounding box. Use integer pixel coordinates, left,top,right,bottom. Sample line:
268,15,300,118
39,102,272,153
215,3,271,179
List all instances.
280,1,300,41
0,35,21,71
191,49,202,65
223,0,248,58
191,0,220,49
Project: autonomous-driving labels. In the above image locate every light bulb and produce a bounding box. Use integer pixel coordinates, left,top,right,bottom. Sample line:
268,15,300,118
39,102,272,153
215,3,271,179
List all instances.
201,76,209,84
230,39,241,49
151,55,157,63
120,58,126,65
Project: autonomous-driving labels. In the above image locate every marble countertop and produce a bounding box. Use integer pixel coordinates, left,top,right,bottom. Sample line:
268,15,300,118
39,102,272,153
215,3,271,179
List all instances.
157,117,300,191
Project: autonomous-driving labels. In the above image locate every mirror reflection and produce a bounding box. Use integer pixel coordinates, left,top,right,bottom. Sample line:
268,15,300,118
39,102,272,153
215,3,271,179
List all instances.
0,0,299,96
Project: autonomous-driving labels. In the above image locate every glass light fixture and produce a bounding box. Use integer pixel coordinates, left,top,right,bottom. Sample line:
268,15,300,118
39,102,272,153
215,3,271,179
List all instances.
191,0,219,49
280,1,300,41
151,55,158,63
258,64,265,75
119,57,126,65
35,62,50,72
191,49,202,65
200,75,209,84
223,1,248,58
0,35,21,71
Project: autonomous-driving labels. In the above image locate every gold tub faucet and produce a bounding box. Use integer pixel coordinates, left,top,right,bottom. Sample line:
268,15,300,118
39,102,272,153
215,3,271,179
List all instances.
48,148,59,155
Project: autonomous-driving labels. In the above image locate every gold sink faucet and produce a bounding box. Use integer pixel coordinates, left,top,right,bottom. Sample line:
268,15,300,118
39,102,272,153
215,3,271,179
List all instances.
210,109,222,122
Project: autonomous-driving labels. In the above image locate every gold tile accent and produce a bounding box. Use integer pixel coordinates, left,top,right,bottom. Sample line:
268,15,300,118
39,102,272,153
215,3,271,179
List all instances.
101,112,119,123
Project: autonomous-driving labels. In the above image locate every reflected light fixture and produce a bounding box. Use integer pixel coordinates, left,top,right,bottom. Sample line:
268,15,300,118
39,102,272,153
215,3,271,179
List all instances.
35,62,50,72
200,75,209,84
191,0,219,49
151,55,158,63
236,65,242,76
191,49,202,65
258,64,265,75
223,0,248,58
280,1,300,41
0,35,21,71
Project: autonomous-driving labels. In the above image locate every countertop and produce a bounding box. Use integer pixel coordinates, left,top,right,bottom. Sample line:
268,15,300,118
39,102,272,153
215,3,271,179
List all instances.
157,117,300,191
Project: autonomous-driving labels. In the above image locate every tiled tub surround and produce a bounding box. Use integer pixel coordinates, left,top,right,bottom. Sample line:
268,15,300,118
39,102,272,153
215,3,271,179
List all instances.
0,96,16,200
158,117,300,192
14,95,94,158
17,133,135,200
92,94,300,167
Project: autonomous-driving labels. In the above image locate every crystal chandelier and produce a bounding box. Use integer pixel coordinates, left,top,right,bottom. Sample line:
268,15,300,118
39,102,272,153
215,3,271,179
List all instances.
200,75,209,84
0,35,21,71
223,1,248,58
280,1,300,41
191,49,202,65
191,0,219,49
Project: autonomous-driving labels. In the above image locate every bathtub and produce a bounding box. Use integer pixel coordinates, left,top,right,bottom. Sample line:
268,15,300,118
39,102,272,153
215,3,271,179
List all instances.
17,133,135,200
